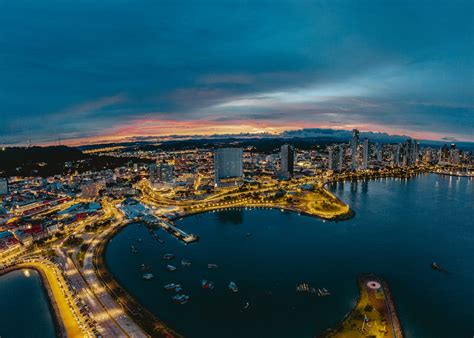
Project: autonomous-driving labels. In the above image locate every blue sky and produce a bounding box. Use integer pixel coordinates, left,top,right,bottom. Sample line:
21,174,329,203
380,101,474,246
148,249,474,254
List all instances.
0,0,473,145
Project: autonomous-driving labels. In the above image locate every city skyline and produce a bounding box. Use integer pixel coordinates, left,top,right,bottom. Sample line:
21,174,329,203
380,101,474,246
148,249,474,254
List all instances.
1,1,473,146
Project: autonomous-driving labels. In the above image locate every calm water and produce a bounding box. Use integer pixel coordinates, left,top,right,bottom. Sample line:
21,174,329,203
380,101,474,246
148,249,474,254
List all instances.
105,174,473,338
0,269,57,338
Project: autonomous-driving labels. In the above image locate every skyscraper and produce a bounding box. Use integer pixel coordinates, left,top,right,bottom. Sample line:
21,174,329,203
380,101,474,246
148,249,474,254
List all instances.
149,163,157,182
214,148,243,185
280,144,294,179
157,163,175,183
376,143,383,162
351,129,359,170
338,144,345,171
328,146,339,171
362,138,369,169
0,178,9,195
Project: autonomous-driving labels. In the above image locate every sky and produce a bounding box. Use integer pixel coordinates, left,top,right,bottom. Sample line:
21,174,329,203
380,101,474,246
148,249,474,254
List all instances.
0,0,473,145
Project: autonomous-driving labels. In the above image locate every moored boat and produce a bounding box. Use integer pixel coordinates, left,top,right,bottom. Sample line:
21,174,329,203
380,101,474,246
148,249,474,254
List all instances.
228,281,238,292
142,273,154,280
201,279,215,290
181,259,191,267
166,264,177,272
162,253,175,260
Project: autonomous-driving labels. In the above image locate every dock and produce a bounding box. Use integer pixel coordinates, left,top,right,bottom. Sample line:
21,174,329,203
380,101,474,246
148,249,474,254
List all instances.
145,218,198,243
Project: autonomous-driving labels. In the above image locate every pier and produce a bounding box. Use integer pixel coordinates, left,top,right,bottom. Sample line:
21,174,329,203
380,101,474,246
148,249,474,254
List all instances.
146,218,199,244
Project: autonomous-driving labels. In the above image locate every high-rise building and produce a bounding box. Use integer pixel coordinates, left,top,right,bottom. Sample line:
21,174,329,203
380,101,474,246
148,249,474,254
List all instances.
149,163,157,182
214,148,243,185
328,146,339,171
376,143,383,162
338,144,345,171
449,144,460,165
0,178,9,195
362,138,369,169
280,144,294,179
393,144,401,166
402,138,419,166
157,163,175,183
351,129,359,170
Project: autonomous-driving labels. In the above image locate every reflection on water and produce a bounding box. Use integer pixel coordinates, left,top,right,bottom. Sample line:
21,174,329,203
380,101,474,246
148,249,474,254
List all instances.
0,269,56,337
105,174,473,338
216,208,244,225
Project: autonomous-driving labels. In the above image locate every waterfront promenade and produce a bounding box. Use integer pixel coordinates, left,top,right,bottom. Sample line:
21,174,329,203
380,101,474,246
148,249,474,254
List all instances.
323,274,404,338
1,260,84,337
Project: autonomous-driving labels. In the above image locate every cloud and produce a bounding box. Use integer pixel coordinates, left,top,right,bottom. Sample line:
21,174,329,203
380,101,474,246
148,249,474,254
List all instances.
0,0,473,145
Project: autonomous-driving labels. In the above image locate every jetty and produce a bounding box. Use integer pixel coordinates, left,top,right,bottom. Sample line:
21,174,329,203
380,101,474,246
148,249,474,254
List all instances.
322,274,403,338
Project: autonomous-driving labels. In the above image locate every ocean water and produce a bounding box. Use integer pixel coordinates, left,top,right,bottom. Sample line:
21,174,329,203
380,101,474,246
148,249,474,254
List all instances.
105,174,473,337
0,269,57,338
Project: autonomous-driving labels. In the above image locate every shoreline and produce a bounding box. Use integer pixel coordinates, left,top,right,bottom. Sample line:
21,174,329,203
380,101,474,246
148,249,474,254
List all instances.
93,221,182,338
166,185,354,223
321,273,404,338
0,266,65,338
169,202,355,223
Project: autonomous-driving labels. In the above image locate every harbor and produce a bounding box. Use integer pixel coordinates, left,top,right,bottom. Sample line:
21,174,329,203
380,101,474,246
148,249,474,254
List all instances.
119,198,199,244
104,175,473,338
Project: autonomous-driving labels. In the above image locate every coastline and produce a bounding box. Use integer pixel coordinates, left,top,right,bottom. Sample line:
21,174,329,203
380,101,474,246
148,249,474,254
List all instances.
320,273,404,338
93,221,182,338
169,202,355,223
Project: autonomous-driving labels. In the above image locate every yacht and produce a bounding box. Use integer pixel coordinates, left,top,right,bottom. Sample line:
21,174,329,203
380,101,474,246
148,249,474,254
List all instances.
228,281,238,292
166,265,177,272
162,253,175,260
201,279,215,290
208,263,219,269
142,273,154,280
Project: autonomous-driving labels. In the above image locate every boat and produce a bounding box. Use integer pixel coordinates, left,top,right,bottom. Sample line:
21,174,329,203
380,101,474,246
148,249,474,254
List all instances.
142,273,154,280
131,245,138,254
245,232,252,237
317,288,331,296
164,283,178,290
201,279,215,290
181,259,191,267
431,262,442,271
162,253,175,260
140,264,150,271
228,281,238,292
172,294,190,304
208,263,219,269
296,283,317,294
243,301,250,309
166,265,177,272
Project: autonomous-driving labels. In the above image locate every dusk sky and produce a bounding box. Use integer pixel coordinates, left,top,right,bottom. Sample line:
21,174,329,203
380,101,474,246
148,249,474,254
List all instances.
0,0,473,145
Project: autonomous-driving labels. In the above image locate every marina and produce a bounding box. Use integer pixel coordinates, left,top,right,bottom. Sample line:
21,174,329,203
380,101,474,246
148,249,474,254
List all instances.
105,175,473,338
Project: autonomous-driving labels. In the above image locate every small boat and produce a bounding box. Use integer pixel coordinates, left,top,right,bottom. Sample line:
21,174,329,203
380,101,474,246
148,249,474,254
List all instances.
181,259,191,267
318,288,331,296
208,263,219,269
166,265,177,272
245,232,252,237
201,279,215,290
164,283,178,290
431,262,442,270
162,254,175,260
131,245,138,254
228,281,238,292
140,264,150,271
172,294,190,304
142,273,154,280
243,301,250,310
